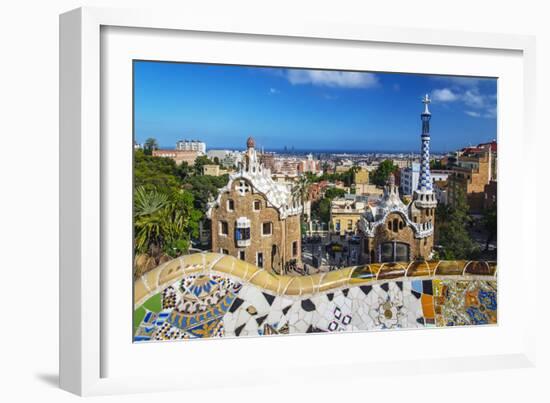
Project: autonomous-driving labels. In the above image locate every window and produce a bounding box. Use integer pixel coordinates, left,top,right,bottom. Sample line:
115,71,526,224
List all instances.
262,222,272,236
239,250,245,260
335,220,341,232
236,180,251,196
381,243,393,262
253,200,261,211
347,219,353,231
227,199,234,211
220,248,229,255
395,243,409,261
392,219,398,232
219,221,229,236
399,221,404,230
387,221,392,230
235,227,250,241
257,252,264,268
380,241,410,263
292,241,298,257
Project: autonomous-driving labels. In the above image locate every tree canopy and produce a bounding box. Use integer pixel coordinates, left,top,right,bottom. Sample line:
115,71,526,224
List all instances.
311,187,346,223
182,174,229,211
370,160,398,186
193,155,215,175
133,148,228,262
134,186,201,258
305,167,357,187
143,137,159,155
134,149,180,193
435,188,479,260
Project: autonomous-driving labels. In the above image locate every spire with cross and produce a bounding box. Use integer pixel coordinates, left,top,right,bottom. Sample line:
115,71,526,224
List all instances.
415,94,436,199
422,93,431,115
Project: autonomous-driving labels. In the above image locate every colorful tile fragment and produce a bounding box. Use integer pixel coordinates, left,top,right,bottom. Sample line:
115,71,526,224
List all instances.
134,274,497,342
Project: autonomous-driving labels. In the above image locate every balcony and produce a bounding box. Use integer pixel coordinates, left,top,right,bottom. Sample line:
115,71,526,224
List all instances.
235,217,251,247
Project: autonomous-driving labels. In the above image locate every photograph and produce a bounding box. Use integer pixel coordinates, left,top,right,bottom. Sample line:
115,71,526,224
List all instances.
132,61,498,342
1,0,545,400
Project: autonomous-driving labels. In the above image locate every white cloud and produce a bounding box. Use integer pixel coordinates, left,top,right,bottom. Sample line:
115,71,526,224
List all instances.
483,107,497,118
285,69,378,88
269,88,280,95
465,111,481,118
432,85,496,119
432,88,459,102
463,90,486,108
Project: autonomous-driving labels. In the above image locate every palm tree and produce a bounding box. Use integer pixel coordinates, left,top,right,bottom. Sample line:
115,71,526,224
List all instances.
144,137,159,155
292,175,311,207
134,186,202,259
134,186,169,256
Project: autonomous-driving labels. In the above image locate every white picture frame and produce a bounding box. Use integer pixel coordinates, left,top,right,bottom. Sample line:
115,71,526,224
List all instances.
60,6,537,396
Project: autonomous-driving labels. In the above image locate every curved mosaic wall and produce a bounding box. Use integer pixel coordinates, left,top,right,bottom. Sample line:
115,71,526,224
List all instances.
134,253,497,342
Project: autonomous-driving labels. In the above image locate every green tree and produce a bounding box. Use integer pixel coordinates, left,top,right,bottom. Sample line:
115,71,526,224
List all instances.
182,174,230,211
176,161,192,182
291,175,311,206
430,159,444,170
134,186,202,258
436,188,478,259
193,155,215,175
324,187,346,199
339,166,359,187
482,205,497,251
311,187,346,223
134,150,180,193
312,198,332,223
143,137,159,155
370,160,398,186
292,175,312,233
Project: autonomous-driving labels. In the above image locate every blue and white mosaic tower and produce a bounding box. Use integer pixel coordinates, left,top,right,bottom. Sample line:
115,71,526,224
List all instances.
413,94,437,208
419,94,433,192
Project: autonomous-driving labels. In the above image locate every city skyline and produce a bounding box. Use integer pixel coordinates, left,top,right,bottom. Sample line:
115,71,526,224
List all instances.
134,61,497,153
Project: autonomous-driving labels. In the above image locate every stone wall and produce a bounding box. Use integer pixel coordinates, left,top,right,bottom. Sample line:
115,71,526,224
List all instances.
361,211,434,263
211,180,301,273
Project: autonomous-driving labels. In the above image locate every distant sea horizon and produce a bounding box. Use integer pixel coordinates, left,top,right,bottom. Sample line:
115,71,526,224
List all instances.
151,145,452,155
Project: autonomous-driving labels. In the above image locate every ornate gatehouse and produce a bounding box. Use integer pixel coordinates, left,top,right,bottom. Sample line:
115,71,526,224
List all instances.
207,137,302,274
358,95,437,263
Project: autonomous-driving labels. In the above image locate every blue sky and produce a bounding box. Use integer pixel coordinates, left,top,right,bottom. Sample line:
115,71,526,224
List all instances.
134,61,497,153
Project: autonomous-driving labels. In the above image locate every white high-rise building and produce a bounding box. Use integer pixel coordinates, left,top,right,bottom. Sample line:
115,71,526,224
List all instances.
400,162,420,196
176,139,206,154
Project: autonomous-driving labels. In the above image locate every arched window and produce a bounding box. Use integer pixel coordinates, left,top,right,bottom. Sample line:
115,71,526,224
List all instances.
392,219,398,232
387,221,392,230
399,221,404,230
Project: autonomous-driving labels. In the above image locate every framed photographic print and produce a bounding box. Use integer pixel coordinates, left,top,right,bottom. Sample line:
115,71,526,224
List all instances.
60,7,537,396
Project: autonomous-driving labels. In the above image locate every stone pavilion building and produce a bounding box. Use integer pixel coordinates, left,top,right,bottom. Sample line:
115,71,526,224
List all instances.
358,95,437,263
207,137,302,273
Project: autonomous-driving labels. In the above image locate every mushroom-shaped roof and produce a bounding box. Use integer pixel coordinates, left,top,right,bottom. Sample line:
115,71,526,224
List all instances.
246,136,255,149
